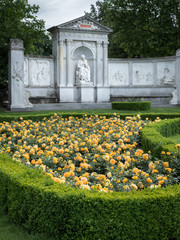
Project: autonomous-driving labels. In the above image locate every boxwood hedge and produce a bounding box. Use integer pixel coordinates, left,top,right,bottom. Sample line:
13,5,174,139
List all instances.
141,118,180,157
112,101,151,110
0,154,180,240
1,112,180,123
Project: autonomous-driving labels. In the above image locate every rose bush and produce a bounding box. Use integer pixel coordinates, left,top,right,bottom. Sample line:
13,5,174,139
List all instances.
0,114,177,192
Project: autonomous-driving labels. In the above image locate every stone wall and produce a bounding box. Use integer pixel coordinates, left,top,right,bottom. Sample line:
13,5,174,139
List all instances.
109,57,176,105
24,55,55,103
8,38,180,110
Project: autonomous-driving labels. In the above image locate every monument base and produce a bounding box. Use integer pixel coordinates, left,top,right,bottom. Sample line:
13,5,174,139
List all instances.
59,87,74,102
97,87,110,102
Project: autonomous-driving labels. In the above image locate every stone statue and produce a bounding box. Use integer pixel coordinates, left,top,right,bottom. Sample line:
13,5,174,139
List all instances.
76,55,91,84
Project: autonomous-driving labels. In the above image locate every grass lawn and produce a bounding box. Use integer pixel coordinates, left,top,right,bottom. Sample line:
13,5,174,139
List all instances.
0,208,52,240
169,134,180,144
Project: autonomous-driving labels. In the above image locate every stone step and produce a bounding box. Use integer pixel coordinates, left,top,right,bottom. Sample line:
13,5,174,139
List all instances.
31,102,112,111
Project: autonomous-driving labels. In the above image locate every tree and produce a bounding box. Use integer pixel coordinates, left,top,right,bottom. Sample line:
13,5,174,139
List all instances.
0,0,52,104
87,0,180,58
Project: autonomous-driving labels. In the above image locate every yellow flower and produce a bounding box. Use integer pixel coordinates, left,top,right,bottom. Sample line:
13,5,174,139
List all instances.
163,162,169,168
64,172,70,178
132,176,138,180
148,162,155,170
158,180,164,185
131,184,138,190
123,178,128,183
146,178,152,183
53,157,58,164
110,159,116,165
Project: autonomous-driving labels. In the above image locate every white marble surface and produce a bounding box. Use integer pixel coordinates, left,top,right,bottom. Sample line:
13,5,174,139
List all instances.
133,62,153,85
109,63,129,86
157,61,175,86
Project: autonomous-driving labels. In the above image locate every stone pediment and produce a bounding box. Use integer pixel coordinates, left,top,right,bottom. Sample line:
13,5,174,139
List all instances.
48,15,112,33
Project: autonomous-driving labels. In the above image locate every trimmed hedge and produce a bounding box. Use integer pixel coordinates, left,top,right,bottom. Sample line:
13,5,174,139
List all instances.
0,154,180,240
112,101,151,110
141,118,180,157
1,112,180,123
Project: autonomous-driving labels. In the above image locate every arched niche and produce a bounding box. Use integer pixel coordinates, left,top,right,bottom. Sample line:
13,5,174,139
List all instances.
72,46,95,86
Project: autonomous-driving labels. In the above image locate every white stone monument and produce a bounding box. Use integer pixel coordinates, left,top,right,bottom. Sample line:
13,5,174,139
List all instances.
8,39,26,109
48,15,112,103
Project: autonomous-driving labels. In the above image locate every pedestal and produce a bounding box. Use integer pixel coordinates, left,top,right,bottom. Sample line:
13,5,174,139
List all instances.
97,87,110,102
60,87,74,102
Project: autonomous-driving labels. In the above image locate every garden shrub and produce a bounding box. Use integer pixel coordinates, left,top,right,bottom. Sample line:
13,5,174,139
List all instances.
112,101,151,110
1,112,180,124
141,118,180,158
0,154,180,240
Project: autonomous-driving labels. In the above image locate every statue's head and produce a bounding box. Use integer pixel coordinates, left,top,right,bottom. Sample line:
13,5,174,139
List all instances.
81,55,85,60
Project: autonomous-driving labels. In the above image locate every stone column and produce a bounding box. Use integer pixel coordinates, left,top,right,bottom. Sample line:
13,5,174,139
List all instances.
176,49,180,104
96,41,102,86
8,39,26,110
103,41,108,86
59,39,65,86
66,39,72,86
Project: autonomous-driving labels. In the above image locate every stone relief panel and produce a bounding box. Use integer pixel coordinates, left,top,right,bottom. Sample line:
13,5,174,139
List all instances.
157,61,175,86
29,59,51,86
60,32,108,40
109,63,129,86
69,19,100,31
133,62,153,85
12,61,23,87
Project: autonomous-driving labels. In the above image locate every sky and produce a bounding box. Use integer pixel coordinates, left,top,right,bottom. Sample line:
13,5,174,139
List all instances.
28,0,98,29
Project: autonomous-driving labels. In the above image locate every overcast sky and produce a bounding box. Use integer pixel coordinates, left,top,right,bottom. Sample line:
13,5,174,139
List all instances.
28,0,97,29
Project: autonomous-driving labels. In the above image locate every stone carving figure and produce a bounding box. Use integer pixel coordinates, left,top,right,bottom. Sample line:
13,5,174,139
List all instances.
76,55,91,84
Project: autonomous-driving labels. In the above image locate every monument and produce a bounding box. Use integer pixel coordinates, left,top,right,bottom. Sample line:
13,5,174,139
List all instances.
47,15,112,103
8,15,180,111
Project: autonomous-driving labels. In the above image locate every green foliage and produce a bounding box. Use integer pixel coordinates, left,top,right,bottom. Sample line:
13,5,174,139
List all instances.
0,0,52,104
112,101,151,110
88,0,180,58
0,154,180,240
141,118,180,157
1,112,180,124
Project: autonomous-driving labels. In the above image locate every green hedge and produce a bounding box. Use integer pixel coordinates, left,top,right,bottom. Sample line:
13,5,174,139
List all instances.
141,118,180,157
112,101,151,110
1,112,180,123
0,154,180,240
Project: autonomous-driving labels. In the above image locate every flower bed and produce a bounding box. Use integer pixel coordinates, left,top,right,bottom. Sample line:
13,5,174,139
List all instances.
0,114,178,192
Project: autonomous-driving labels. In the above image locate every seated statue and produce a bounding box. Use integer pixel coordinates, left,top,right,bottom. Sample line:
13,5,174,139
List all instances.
76,55,91,84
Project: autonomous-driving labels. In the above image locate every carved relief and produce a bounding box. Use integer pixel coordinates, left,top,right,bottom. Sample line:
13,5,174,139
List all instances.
60,32,107,39
30,60,51,86
24,90,33,107
10,39,24,49
112,71,127,84
157,62,175,86
12,61,23,86
70,20,100,30
133,63,153,85
109,63,129,86
159,67,175,85
135,71,152,83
